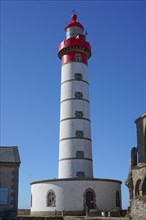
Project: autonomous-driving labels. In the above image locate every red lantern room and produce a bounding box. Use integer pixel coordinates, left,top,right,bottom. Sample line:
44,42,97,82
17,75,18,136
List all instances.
58,14,91,65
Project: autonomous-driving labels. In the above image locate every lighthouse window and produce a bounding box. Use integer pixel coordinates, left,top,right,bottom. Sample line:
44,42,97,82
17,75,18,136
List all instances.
75,130,84,138
75,111,83,118
76,171,85,178
75,92,83,99
31,194,32,207
74,73,82,80
74,53,82,62
76,151,84,158
0,188,8,204
47,190,56,207
135,179,141,197
116,191,121,207
142,176,146,195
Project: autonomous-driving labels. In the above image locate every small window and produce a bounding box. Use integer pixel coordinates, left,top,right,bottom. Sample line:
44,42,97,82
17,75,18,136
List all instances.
76,34,85,41
116,191,120,207
75,111,83,118
76,171,85,178
76,151,84,158
74,53,82,62
75,92,83,99
142,176,146,195
47,190,56,207
31,194,32,207
135,179,141,196
75,130,84,138
74,73,82,80
0,188,8,205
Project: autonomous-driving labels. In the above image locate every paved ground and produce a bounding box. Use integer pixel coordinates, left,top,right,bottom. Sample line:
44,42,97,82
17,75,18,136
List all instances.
64,217,129,220
16,216,129,220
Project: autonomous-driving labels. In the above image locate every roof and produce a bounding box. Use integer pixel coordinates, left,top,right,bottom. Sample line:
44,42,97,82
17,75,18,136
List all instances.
65,14,84,31
135,113,146,123
0,146,21,163
31,177,122,185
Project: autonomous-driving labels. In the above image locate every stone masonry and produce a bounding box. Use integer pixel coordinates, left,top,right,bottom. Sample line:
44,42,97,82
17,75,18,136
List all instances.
125,114,146,220
0,146,21,220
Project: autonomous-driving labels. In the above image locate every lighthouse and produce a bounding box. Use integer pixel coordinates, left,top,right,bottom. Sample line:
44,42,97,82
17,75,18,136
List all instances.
58,14,93,179
31,14,122,217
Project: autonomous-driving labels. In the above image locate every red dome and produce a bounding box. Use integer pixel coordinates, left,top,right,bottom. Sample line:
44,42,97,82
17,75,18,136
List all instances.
65,14,84,31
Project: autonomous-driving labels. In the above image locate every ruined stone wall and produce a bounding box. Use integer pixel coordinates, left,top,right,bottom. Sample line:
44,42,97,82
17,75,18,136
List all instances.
131,164,146,189
126,114,146,220
129,165,146,220
131,198,146,220
135,114,146,163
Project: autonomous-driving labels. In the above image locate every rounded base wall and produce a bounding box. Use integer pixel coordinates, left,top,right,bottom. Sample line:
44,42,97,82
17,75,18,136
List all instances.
31,178,122,216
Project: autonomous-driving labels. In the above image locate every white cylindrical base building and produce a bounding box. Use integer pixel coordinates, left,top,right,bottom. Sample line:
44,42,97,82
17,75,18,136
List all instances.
31,178,122,216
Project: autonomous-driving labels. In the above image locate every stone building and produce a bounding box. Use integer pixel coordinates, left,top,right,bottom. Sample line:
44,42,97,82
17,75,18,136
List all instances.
0,146,21,220
126,113,146,220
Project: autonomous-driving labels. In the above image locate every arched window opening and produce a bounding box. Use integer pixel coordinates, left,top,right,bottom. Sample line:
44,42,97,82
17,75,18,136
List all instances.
86,191,94,209
142,176,146,195
135,179,141,197
116,191,121,207
83,188,96,212
46,190,56,207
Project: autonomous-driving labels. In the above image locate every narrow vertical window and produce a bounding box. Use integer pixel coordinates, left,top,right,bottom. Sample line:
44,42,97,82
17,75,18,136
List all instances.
135,179,141,197
74,53,82,62
47,190,56,207
142,176,146,195
31,194,32,207
0,188,8,205
116,191,120,207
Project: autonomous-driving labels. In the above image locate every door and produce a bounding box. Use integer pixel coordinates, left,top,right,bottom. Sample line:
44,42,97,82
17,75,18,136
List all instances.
86,191,94,209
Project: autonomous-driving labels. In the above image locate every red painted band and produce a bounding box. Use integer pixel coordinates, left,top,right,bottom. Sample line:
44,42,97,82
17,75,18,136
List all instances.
58,37,91,55
61,53,88,65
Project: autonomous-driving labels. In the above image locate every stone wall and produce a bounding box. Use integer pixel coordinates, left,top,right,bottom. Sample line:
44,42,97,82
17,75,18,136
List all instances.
0,163,19,218
125,114,146,220
17,217,63,220
126,164,146,219
130,198,146,220
0,146,20,220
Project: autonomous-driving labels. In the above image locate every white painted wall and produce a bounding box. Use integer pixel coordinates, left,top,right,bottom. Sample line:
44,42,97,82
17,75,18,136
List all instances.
59,61,93,179
60,100,90,120
31,179,121,213
61,81,89,101
58,160,93,178
61,62,88,83
60,120,91,139
59,139,92,159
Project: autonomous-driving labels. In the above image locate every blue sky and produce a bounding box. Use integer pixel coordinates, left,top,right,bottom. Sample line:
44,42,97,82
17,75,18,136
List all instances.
1,0,145,209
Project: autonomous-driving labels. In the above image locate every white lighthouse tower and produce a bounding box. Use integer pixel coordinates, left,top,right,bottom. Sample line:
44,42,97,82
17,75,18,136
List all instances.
58,14,93,179
31,14,122,217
